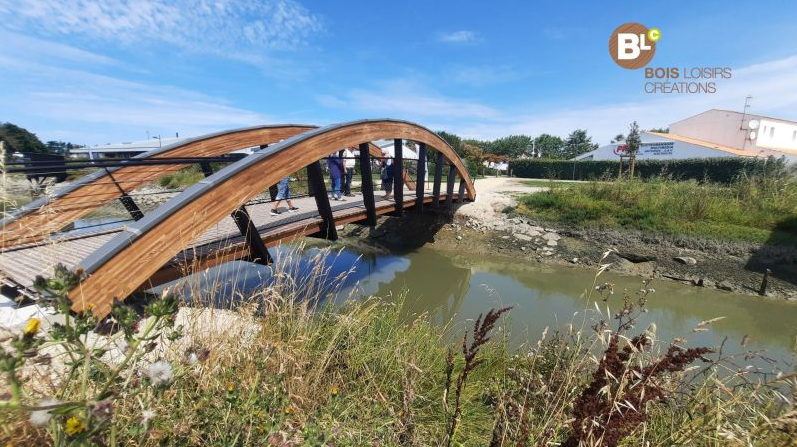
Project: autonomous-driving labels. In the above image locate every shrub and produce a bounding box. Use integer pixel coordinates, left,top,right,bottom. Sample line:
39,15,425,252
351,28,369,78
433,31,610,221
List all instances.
510,157,786,184
513,176,797,243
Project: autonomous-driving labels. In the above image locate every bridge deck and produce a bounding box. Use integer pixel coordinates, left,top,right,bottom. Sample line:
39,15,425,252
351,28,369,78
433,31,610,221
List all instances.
0,189,452,299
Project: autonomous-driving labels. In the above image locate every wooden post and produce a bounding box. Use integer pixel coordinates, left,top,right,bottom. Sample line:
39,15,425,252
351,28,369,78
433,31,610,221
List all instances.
199,162,214,178
230,206,273,265
415,142,426,212
432,151,444,208
306,161,337,240
106,168,144,221
393,139,403,216
358,142,377,226
445,164,456,208
758,268,771,296
118,193,145,221
200,161,275,258
457,178,466,203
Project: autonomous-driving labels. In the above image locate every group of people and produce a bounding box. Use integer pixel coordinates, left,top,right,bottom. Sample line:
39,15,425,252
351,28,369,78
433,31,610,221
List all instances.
325,148,357,201
269,147,396,216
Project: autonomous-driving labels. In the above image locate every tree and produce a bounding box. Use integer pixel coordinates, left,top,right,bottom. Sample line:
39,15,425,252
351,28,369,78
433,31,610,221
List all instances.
487,135,533,159
648,127,669,133
611,134,625,143
436,130,463,157
562,129,599,159
0,123,47,155
533,134,565,159
462,142,487,175
625,121,641,177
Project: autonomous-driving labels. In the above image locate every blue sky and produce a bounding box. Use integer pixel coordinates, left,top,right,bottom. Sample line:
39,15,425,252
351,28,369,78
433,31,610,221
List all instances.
1,0,796,146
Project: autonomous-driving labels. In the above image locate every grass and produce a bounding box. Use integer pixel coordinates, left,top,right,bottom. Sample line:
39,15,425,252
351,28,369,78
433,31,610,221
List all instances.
157,166,205,190
2,246,795,446
512,175,797,245
521,179,581,189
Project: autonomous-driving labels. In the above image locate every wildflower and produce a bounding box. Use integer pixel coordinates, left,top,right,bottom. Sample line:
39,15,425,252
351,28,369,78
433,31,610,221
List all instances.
142,409,156,423
146,361,173,385
64,417,86,436
227,383,235,393
330,385,339,397
23,318,41,335
29,398,59,426
284,406,294,415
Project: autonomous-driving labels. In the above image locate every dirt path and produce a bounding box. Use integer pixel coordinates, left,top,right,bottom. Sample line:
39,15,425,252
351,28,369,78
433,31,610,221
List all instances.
454,176,545,222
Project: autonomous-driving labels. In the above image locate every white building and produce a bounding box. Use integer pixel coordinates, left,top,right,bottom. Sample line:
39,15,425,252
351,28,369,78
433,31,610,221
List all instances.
671,109,797,153
575,109,797,163
70,137,186,159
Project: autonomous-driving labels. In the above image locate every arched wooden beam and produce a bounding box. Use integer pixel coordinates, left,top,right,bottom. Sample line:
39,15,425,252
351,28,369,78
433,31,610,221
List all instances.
68,119,475,317
0,125,391,248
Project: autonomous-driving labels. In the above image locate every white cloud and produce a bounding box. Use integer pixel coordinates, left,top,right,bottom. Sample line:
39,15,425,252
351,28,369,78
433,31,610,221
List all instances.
315,55,797,146
317,79,498,120
449,64,526,86
0,30,119,66
467,55,797,144
0,0,323,60
438,30,479,44
0,55,271,144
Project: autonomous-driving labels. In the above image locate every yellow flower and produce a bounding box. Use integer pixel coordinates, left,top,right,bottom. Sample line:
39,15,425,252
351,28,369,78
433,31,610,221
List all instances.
227,383,235,392
64,417,86,436
284,406,294,415
330,385,339,397
23,318,41,335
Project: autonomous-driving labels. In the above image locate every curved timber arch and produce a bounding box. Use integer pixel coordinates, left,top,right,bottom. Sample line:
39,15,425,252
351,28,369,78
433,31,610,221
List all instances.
1,124,318,247
68,119,475,317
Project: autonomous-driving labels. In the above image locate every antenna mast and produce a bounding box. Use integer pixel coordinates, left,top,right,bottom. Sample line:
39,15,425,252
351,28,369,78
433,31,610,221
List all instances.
740,95,752,130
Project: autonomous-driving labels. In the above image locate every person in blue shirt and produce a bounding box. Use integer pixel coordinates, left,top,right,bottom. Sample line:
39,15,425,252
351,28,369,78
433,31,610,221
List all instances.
327,151,345,201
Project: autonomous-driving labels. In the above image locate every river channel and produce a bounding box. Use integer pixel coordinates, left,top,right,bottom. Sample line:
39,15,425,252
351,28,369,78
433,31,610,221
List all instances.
158,241,797,373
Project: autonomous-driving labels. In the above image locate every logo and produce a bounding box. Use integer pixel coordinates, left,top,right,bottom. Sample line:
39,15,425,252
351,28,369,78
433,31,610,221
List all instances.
609,23,661,69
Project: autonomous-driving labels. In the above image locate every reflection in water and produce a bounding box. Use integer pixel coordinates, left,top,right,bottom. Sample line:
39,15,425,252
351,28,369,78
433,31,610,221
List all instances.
160,242,797,372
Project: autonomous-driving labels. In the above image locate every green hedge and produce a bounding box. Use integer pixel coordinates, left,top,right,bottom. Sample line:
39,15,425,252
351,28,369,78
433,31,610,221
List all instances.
509,157,786,184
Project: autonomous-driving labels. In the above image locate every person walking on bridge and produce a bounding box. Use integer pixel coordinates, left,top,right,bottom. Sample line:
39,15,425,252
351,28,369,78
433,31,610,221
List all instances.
342,147,356,197
380,149,393,200
270,174,300,216
327,151,345,201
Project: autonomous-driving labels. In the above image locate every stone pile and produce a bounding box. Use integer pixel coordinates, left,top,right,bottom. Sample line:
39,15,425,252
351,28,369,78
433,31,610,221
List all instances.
458,215,563,258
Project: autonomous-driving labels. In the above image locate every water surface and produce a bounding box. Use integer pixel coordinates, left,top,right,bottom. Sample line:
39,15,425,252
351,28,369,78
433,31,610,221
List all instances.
159,242,797,372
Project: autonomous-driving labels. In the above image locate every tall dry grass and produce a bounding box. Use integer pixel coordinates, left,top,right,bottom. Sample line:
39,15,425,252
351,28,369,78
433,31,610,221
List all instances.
0,244,795,446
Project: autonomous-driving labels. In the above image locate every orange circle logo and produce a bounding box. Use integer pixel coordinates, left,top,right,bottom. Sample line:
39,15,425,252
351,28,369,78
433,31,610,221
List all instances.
609,23,657,69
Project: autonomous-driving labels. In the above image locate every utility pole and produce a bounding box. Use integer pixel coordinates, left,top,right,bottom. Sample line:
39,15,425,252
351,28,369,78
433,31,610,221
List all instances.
740,95,752,130
740,95,753,151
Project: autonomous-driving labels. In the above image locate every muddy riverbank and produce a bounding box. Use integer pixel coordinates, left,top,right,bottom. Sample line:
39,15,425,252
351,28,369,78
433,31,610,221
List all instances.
338,177,797,300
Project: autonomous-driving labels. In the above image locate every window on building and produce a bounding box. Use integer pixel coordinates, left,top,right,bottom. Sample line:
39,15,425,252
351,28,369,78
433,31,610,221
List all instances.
793,130,796,141
770,127,775,138
763,125,767,134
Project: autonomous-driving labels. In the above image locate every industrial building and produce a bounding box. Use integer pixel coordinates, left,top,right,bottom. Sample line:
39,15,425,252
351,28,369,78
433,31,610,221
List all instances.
69,136,186,159
576,109,797,163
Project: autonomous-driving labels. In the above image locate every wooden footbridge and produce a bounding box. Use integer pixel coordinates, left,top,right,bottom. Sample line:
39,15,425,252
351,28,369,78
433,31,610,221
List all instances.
0,120,476,318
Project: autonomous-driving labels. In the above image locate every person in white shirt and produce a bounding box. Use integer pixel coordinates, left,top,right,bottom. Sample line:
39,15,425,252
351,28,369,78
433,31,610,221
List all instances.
342,147,357,197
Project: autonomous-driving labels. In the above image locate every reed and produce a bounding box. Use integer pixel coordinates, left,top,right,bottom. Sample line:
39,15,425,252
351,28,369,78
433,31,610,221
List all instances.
1,244,794,446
